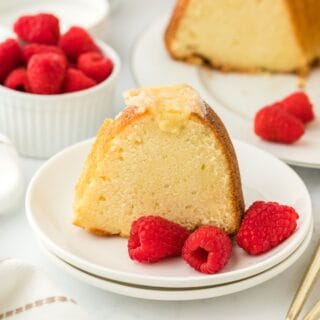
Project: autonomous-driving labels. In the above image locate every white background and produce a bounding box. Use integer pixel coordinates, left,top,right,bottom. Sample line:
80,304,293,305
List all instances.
1,0,320,319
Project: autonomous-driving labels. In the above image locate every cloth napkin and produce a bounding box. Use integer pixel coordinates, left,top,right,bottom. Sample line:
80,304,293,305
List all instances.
0,258,91,320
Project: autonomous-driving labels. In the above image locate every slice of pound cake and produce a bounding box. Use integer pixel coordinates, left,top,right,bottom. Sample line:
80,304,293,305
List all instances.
74,84,244,237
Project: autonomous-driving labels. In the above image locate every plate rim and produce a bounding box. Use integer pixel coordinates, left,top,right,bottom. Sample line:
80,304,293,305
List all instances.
26,138,313,288
39,222,313,301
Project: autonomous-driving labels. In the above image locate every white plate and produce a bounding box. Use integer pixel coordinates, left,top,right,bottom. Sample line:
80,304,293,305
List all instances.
40,223,313,301
131,15,320,168
26,138,312,288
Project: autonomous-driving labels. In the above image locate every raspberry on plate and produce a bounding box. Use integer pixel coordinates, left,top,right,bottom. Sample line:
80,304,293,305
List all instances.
27,53,67,94
128,216,189,263
62,68,96,93
236,201,299,255
78,52,113,83
0,39,23,83
23,43,65,62
59,26,100,61
4,68,28,91
254,104,304,144
182,226,232,274
280,92,315,124
14,13,60,45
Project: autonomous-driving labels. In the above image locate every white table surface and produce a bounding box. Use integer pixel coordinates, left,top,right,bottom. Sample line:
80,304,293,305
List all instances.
1,0,320,319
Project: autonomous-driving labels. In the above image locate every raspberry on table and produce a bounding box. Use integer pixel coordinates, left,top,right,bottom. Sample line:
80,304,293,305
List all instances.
77,52,113,83
14,13,60,45
0,39,23,83
59,26,100,61
4,68,28,91
27,53,67,94
23,43,65,62
182,226,232,274
62,68,96,93
236,201,299,255
128,216,189,263
280,92,315,124
254,104,304,144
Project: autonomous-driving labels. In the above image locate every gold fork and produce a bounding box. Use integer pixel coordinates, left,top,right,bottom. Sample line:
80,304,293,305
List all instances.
303,299,320,320
286,243,320,320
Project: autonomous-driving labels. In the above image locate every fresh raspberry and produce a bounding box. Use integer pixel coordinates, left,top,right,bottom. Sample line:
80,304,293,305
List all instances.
62,68,96,93
4,67,28,91
77,52,113,83
236,201,299,255
23,43,65,62
14,13,60,45
279,92,315,124
182,226,232,274
254,105,304,144
27,53,67,94
0,39,23,83
59,26,100,61
128,216,189,263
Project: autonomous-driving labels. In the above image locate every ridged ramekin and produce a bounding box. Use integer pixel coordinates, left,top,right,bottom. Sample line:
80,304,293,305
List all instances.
0,41,120,159
0,0,110,40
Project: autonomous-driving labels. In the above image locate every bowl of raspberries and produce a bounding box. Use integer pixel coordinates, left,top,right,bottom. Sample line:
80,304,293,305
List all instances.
0,13,120,158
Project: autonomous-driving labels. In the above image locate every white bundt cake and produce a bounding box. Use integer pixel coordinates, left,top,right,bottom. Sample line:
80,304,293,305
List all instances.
165,0,320,73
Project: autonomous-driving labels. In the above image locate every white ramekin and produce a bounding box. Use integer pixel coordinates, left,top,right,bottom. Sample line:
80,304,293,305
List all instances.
0,0,110,39
0,41,120,158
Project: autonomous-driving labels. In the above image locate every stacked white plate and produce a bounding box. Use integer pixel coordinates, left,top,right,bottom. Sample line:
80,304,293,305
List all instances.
26,138,313,301
132,15,320,168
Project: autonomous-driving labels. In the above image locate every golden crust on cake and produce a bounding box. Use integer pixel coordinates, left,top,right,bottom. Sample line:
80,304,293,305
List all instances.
74,84,244,237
